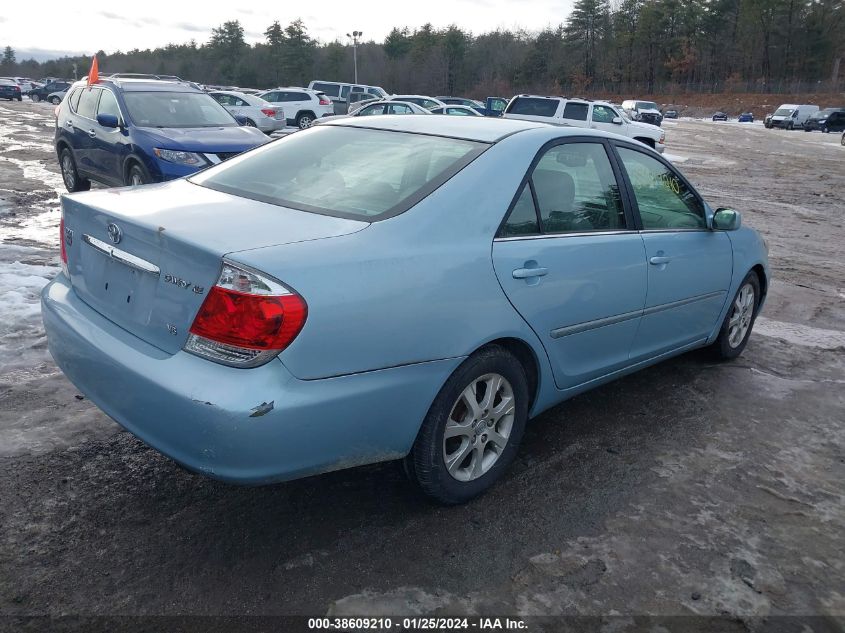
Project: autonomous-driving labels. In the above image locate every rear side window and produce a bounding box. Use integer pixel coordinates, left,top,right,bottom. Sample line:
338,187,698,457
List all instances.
191,126,488,221
76,88,100,119
616,147,705,230
68,88,83,111
562,102,589,121
312,82,339,97
340,86,350,99
262,92,280,103
506,97,559,117
499,142,626,237
287,92,308,101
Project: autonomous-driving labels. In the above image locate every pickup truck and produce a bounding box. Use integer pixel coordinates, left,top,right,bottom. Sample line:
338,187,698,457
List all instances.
503,96,665,153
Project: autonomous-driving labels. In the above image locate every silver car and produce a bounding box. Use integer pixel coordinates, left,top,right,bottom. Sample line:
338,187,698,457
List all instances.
319,100,432,124
209,91,286,134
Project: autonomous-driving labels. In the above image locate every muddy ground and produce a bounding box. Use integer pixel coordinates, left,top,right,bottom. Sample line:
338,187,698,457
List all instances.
0,100,843,627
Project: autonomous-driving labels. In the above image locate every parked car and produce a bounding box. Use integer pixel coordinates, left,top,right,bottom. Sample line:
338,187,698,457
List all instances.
737,112,754,123
47,90,68,105
766,104,819,130
712,112,728,121
387,95,447,110
802,108,845,133
437,96,509,117
28,80,73,103
209,91,286,134
258,87,334,129
319,100,432,123
347,91,379,113
504,96,665,153
55,78,268,191
308,80,388,114
662,109,679,119
0,78,22,101
621,100,664,126
430,105,482,116
42,115,769,504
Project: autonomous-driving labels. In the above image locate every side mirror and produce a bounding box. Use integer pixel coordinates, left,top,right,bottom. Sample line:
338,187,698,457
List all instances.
712,208,742,231
97,113,119,128
612,116,623,125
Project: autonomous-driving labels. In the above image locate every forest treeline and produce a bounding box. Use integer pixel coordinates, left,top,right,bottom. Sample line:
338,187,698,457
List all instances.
2,0,843,97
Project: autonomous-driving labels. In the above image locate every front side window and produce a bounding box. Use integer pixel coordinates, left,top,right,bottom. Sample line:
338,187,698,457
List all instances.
498,142,626,237
340,86,350,99
76,87,100,119
97,89,121,119
386,104,413,114
447,107,471,116
616,147,705,230
123,91,235,127
191,126,488,220
591,105,617,123
562,102,589,121
357,104,384,116
262,92,280,103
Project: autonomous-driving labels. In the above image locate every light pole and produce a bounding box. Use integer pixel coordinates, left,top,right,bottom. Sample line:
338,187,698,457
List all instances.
346,30,362,84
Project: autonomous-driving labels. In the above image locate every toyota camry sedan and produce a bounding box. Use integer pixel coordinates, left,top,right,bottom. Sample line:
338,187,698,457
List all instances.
42,116,769,504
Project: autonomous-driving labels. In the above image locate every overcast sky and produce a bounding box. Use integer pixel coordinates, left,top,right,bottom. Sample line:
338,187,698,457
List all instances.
1,1,576,61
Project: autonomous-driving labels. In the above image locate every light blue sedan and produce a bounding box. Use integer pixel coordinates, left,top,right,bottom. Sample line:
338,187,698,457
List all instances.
42,116,769,504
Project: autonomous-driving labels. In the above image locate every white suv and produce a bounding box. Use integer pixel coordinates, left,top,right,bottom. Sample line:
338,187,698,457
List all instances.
504,96,665,153
258,87,335,129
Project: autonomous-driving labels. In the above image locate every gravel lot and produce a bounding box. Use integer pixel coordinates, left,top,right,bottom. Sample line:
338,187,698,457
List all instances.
1,100,843,624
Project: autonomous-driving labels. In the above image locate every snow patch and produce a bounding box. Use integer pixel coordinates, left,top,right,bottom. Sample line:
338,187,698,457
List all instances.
754,317,845,350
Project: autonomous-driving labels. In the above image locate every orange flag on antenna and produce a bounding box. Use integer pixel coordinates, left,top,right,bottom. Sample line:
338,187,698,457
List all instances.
87,56,99,86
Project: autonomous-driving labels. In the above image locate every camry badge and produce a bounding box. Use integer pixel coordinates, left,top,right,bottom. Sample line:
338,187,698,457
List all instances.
107,223,122,244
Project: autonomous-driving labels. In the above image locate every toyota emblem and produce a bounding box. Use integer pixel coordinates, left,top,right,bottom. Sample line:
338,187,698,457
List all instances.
107,223,122,244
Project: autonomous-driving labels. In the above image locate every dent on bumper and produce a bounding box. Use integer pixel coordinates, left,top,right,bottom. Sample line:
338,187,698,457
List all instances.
41,276,461,484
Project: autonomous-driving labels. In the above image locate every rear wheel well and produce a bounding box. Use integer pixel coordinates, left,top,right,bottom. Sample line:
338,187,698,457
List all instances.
634,137,655,149
479,338,539,412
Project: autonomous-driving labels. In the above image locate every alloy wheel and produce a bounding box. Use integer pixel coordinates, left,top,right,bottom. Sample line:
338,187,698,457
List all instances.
442,373,515,482
61,154,75,190
727,283,755,348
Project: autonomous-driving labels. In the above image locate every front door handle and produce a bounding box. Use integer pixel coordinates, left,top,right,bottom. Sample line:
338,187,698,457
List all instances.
65,120,73,127
649,256,671,265
513,267,549,279
88,129,97,138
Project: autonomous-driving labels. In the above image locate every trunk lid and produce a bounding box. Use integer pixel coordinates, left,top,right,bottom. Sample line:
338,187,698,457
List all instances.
62,179,367,354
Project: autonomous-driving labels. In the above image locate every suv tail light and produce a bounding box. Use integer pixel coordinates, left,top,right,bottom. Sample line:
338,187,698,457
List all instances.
185,261,307,368
261,108,276,117
318,96,331,106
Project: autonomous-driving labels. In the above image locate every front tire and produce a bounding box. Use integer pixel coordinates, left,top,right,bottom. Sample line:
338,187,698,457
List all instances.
49,96,61,105
712,273,761,360
30,93,40,103
244,118,257,127
405,346,529,505
59,148,91,193
126,162,151,186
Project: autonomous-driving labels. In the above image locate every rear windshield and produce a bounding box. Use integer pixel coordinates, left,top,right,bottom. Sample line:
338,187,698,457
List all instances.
123,91,236,128
190,125,488,221
506,97,559,117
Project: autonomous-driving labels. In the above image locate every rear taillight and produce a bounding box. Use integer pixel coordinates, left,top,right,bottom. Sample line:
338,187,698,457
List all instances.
318,97,331,106
185,261,307,368
60,216,69,277
260,108,276,117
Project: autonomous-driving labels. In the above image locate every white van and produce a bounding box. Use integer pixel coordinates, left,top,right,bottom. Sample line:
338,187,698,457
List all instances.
308,80,388,114
766,104,819,130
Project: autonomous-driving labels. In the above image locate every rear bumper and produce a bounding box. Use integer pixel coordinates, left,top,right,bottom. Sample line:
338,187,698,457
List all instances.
42,275,460,484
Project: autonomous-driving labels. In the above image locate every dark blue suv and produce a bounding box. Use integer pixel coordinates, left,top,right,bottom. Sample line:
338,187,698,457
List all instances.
55,79,268,191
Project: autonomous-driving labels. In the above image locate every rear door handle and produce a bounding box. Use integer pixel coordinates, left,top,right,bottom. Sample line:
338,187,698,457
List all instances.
649,256,671,265
88,129,97,138
65,120,73,127
513,267,549,279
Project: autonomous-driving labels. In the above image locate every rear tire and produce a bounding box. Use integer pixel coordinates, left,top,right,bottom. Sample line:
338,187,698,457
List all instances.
296,112,315,129
59,148,91,193
712,272,761,360
404,345,529,505
49,96,61,105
